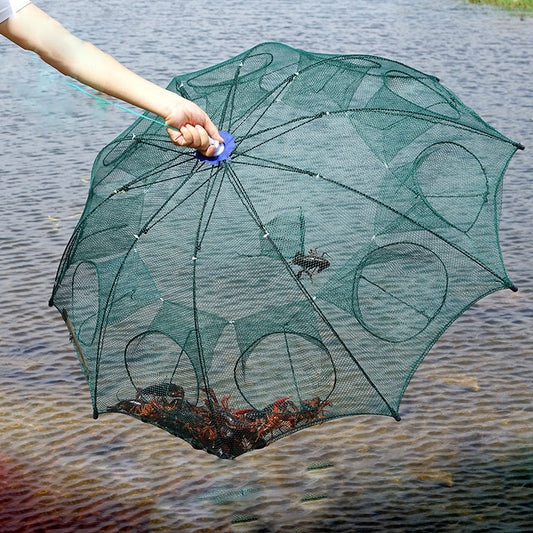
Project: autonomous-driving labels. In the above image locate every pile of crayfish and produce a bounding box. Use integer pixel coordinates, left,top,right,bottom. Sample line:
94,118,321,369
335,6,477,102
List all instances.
108,384,331,458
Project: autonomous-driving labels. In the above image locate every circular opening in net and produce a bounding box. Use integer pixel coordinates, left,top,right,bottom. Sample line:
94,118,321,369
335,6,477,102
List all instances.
385,70,460,119
352,243,448,343
187,52,274,89
414,142,488,232
72,261,99,346
124,331,200,403
234,332,335,410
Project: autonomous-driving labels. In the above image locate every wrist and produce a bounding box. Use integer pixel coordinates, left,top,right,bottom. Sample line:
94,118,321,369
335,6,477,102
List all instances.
158,91,187,123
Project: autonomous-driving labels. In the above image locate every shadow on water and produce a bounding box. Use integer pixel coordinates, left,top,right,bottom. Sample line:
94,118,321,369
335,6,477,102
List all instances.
0,453,152,533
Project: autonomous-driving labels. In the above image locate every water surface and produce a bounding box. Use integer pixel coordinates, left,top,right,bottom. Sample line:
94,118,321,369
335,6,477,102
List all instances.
1,0,531,531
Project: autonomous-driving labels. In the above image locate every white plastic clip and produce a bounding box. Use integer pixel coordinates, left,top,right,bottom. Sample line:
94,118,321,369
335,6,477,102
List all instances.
208,136,225,157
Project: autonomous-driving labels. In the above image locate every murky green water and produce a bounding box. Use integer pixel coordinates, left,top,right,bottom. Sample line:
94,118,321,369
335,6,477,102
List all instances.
1,0,531,531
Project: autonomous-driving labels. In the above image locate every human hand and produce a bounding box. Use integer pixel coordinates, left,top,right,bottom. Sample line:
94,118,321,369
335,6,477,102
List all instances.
164,95,223,157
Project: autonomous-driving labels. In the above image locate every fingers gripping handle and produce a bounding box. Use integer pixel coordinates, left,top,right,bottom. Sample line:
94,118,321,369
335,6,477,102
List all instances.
209,136,226,157
197,131,235,165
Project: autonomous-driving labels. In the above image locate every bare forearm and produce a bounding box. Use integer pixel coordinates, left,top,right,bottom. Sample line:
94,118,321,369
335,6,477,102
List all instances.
1,4,222,153
1,4,179,118
59,40,181,119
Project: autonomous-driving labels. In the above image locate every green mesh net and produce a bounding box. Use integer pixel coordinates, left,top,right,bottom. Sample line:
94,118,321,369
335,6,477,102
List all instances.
50,42,521,459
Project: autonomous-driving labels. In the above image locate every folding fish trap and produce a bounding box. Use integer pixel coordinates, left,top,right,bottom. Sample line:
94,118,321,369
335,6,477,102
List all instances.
50,43,522,458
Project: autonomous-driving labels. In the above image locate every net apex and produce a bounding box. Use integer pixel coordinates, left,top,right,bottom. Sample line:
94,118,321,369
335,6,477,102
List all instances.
196,130,235,165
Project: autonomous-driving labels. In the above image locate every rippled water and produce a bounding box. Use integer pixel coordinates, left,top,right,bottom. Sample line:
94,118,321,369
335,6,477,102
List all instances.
1,0,532,531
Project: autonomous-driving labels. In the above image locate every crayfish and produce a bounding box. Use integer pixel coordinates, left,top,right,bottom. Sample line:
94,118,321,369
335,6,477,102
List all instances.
107,384,332,459
291,248,330,282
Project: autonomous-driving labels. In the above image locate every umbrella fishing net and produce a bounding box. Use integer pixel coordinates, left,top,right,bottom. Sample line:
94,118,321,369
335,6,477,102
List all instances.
50,42,522,459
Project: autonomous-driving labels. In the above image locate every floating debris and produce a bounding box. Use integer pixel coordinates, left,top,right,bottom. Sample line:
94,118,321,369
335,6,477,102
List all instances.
306,462,334,471
302,492,329,502
231,513,259,524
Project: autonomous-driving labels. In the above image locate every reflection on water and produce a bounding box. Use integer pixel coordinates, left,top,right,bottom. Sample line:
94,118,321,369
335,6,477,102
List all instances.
1,0,532,530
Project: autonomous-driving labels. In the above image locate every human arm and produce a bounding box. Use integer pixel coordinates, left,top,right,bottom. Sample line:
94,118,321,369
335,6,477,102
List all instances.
0,4,222,154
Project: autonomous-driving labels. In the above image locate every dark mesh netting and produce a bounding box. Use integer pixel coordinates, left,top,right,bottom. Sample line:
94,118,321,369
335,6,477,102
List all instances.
50,43,521,459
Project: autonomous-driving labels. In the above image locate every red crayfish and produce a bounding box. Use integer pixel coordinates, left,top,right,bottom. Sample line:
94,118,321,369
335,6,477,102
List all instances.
107,383,332,459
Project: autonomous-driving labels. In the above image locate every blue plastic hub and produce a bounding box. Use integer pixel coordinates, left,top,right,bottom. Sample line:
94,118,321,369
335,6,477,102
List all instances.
196,131,235,165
